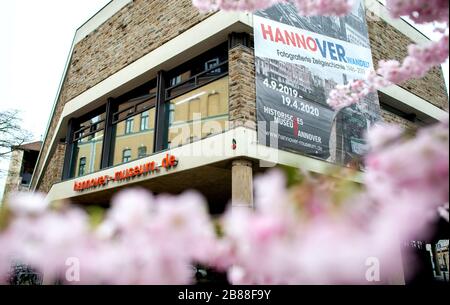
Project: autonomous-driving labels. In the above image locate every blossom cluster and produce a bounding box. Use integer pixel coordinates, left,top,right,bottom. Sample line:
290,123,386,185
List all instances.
327,33,448,109
0,0,448,286
222,118,449,284
192,0,352,15
328,0,449,109
0,191,219,284
190,0,448,112
386,0,449,24
192,0,281,12
0,117,448,284
365,117,449,240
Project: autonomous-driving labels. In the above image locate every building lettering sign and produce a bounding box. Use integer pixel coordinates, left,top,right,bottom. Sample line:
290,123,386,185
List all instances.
73,154,178,192
254,1,381,165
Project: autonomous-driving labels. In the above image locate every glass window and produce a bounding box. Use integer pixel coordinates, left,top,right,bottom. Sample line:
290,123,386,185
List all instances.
138,146,147,158
168,76,229,149
112,84,157,166
140,111,149,131
166,43,228,100
168,72,196,98
122,149,132,163
78,157,86,176
72,112,105,177
205,58,220,73
125,118,134,134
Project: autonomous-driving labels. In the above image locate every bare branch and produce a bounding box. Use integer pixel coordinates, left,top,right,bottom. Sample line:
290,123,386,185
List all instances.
0,109,33,160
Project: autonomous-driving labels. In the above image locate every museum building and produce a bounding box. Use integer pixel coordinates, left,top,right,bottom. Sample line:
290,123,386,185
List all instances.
29,0,448,217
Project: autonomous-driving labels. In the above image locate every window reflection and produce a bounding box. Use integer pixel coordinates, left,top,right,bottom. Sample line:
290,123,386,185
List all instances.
72,112,105,177
138,146,147,158
140,112,149,131
168,76,229,148
122,149,132,163
112,94,156,166
78,157,86,176
125,118,134,134
67,45,230,180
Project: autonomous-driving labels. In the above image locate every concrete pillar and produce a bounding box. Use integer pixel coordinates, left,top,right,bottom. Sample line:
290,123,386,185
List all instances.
231,159,253,209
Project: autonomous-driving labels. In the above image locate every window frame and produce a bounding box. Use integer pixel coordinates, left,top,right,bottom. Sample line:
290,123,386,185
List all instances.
63,41,231,181
140,111,150,131
124,118,134,134
66,106,107,179
138,146,148,158
72,109,106,142
122,149,132,163
78,157,86,176
165,60,228,101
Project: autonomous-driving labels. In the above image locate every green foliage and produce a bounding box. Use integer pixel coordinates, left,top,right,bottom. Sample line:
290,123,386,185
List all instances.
86,205,106,229
279,165,306,187
0,204,11,232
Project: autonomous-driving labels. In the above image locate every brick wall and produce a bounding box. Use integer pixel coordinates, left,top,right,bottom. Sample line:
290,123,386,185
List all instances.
381,109,417,130
367,14,448,110
33,0,213,191
3,150,24,198
38,144,66,193
229,45,256,129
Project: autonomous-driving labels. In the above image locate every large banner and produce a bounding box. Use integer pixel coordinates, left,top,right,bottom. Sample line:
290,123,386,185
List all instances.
254,2,381,167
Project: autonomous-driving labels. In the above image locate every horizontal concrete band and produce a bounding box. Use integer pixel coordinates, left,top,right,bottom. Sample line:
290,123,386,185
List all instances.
46,126,363,202
74,0,133,44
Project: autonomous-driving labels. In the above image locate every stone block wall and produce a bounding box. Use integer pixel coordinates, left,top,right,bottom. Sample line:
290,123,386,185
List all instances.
3,150,24,199
229,45,257,129
367,14,448,110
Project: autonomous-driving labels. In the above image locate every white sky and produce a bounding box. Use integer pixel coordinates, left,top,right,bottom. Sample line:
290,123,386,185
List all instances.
0,0,111,200
0,1,448,201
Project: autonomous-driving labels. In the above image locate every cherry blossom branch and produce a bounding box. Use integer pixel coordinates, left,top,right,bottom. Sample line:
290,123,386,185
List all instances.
387,0,449,25
191,1,449,111
193,0,353,15
328,33,449,109
0,118,448,284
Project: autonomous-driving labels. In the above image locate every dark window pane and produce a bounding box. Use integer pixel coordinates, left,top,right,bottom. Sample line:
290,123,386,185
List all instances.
125,118,134,134
138,146,147,158
122,149,132,163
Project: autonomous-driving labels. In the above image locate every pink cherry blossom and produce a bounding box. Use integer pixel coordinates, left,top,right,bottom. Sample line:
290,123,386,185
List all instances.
365,123,404,150
6,192,49,216
2,207,90,283
365,117,449,211
192,0,281,12
0,0,448,286
104,188,154,231
327,33,449,110
387,0,449,24
438,203,449,222
292,0,353,16
192,0,353,16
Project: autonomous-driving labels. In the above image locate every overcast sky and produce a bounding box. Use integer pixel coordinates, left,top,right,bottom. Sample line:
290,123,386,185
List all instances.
0,1,448,201
0,0,110,200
